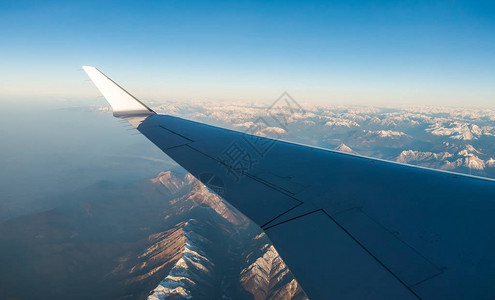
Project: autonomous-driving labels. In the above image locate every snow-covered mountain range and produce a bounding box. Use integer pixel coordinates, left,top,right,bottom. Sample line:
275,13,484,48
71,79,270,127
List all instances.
143,101,495,178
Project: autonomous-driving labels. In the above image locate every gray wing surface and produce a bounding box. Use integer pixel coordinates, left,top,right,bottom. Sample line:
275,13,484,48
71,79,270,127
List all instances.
83,66,495,300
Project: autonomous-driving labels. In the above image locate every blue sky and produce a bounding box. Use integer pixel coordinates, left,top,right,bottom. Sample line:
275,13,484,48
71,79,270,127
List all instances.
1,0,494,106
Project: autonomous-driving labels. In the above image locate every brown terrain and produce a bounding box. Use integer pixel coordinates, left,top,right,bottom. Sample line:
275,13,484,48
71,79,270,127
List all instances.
0,171,306,300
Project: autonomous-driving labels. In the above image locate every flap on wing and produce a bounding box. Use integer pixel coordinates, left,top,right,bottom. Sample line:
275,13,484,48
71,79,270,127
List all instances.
265,211,420,299
333,208,443,287
248,167,309,195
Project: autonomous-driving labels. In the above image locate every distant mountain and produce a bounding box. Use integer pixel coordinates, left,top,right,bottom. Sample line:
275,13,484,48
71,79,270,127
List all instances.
130,101,495,178
324,118,360,128
334,143,357,154
426,121,483,140
88,101,495,178
396,144,495,173
364,130,408,139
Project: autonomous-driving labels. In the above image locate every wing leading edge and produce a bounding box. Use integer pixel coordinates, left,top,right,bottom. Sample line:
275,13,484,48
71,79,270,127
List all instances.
83,66,495,300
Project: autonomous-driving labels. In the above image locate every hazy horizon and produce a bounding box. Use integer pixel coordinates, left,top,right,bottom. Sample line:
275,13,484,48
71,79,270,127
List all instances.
2,96,495,221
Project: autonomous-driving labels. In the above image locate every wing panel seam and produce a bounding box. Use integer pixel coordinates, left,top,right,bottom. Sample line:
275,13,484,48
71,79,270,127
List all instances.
321,209,423,299
184,144,303,203
263,208,322,230
260,202,305,228
158,125,195,142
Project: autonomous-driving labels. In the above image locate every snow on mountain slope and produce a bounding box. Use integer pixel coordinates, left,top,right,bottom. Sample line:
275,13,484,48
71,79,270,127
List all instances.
396,144,493,171
334,143,357,154
147,220,216,300
324,118,360,128
240,232,307,300
365,130,408,139
426,121,482,140
146,171,307,299
397,150,453,164
151,172,194,194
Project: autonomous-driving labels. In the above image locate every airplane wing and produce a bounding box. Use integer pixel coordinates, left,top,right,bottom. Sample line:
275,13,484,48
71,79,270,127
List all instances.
83,66,495,300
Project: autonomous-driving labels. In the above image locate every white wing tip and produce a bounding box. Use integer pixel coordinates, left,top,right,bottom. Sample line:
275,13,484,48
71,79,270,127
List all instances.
82,65,96,71
82,66,155,118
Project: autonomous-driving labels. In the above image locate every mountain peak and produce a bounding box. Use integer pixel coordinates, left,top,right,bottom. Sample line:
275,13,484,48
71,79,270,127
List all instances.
151,171,194,194
334,143,357,154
